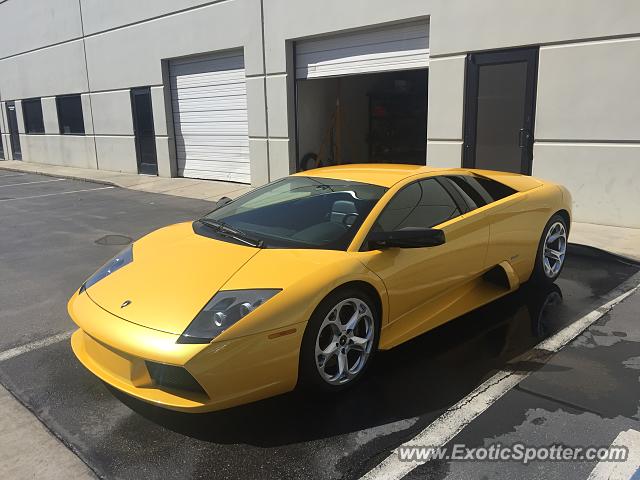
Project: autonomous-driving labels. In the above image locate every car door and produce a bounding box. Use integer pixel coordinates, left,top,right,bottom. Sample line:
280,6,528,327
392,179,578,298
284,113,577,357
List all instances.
445,174,541,283
356,176,490,348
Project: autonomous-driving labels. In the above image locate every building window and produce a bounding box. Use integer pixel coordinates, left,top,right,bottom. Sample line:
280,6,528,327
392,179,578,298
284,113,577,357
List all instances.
56,95,85,135
22,98,45,134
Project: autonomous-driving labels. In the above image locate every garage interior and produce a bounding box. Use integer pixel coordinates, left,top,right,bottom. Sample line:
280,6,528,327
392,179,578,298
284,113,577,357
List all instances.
294,21,430,171
296,69,428,170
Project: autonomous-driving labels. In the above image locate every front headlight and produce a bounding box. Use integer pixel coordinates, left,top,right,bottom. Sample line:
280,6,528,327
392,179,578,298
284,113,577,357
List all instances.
177,289,281,344
80,244,133,292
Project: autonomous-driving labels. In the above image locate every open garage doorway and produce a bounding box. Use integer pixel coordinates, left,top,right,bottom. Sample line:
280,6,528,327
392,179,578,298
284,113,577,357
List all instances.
294,21,430,171
296,69,428,171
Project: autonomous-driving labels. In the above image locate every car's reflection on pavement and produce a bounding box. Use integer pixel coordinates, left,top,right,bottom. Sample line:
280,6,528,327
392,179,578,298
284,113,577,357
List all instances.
111,282,566,446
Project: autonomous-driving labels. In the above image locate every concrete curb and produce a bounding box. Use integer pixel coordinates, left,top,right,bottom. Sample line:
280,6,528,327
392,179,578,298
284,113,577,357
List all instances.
0,164,118,188
0,162,251,202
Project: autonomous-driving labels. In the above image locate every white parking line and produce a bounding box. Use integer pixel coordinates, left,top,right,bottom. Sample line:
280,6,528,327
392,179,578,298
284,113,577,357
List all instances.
361,279,640,480
0,331,74,363
0,173,27,178
0,186,114,202
0,178,66,188
587,429,640,480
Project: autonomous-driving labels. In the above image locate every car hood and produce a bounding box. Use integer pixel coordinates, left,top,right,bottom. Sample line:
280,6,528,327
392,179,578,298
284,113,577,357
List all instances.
85,222,260,335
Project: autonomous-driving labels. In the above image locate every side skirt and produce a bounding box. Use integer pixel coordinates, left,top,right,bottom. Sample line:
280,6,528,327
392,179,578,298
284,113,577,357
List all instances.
379,264,519,350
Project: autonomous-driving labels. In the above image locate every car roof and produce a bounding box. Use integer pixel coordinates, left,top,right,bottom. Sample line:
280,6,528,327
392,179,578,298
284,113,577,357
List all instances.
294,163,545,191
294,164,463,188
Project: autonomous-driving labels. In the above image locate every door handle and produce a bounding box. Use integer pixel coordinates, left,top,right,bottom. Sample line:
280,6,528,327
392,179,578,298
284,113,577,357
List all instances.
518,128,532,148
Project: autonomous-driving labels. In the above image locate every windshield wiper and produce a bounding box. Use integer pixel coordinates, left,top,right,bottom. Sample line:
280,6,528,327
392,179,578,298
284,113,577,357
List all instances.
198,219,264,248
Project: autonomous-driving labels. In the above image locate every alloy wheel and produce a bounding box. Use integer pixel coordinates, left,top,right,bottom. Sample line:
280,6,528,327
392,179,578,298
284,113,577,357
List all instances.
542,221,567,278
314,298,375,385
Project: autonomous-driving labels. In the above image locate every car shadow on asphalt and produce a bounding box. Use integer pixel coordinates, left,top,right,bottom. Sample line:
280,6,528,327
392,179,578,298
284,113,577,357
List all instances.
108,282,574,446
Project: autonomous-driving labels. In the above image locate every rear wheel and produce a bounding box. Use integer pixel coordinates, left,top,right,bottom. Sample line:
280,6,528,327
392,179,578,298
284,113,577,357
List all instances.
299,288,380,392
530,214,568,285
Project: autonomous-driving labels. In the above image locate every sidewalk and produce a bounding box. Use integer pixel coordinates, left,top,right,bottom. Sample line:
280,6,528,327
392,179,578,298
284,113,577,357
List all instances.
1,160,638,261
0,160,251,202
0,384,95,479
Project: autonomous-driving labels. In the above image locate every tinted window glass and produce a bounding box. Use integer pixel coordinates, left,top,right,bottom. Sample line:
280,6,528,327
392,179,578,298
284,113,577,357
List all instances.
447,175,516,207
474,177,516,201
22,98,45,134
443,177,482,210
202,176,387,250
375,178,461,232
56,95,84,134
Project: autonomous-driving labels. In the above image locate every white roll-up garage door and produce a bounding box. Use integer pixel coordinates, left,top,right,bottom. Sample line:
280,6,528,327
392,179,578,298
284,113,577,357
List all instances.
170,51,250,183
295,21,429,79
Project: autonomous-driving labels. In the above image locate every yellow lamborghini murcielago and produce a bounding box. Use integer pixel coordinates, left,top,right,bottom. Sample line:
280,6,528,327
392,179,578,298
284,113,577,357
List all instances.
69,164,571,412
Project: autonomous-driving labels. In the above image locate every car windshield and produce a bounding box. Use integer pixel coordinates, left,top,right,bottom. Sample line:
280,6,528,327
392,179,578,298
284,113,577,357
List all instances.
201,176,387,250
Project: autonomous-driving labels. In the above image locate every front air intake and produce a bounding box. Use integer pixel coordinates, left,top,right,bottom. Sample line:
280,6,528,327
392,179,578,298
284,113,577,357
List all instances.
145,361,207,396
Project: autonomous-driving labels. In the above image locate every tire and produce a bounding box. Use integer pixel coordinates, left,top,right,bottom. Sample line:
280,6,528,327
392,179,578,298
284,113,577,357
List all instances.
299,152,319,171
530,214,568,285
299,287,380,392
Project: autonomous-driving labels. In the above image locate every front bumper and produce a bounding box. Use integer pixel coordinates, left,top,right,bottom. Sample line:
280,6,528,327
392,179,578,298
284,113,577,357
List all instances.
68,291,305,412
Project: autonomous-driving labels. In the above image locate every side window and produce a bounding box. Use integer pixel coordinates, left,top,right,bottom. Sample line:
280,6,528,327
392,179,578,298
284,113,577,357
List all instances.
56,94,85,135
474,177,516,201
445,175,516,209
375,178,462,232
22,98,45,134
442,177,482,210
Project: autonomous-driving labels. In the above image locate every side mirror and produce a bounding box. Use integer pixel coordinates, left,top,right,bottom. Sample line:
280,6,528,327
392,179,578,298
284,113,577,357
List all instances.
368,227,445,250
215,196,233,210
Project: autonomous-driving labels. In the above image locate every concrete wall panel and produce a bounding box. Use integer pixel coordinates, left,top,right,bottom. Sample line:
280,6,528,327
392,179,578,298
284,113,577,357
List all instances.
83,0,263,92
0,0,82,59
15,100,25,134
246,77,267,138
265,75,290,138
426,141,462,168
90,90,134,136
536,37,640,141
156,136,175,178
430,0,640,56
248,138,270,186
150,86,168,137
426,55,465,141
81,94,94,135
533,142,640,228
80,0,221,35
20,135,97,169
95,136,138,173
0,41,89,100
268,139,293,181
41,98,59,134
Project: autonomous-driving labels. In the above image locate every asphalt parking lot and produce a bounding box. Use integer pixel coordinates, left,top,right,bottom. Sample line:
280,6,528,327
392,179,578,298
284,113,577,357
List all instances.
0,170,639,479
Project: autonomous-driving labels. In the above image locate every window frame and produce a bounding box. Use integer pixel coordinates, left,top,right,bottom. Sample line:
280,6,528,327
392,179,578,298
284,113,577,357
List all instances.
22,97,45,135
360,176,467,251
55,94,85,135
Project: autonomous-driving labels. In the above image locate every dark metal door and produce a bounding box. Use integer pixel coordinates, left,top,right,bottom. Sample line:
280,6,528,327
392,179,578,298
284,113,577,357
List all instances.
131,88,158,175
463,48,538,174
6,101,21,161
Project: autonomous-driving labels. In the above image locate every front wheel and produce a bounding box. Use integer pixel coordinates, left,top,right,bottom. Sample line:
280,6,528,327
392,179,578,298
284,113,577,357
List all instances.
530,214,568,285
299,288,380,392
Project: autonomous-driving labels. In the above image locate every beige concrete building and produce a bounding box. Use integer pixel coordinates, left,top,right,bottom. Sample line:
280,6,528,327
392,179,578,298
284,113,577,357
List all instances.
1,0,638,227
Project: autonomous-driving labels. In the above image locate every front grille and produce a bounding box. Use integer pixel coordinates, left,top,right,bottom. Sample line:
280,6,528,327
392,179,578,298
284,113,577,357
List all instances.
145,361,207,396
